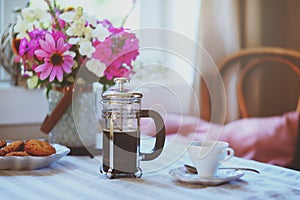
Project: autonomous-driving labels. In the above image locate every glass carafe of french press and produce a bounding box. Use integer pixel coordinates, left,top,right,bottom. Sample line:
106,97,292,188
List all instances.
100,78,165,178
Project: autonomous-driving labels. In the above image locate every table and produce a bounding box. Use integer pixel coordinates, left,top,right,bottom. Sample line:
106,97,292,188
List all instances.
1,142,300,200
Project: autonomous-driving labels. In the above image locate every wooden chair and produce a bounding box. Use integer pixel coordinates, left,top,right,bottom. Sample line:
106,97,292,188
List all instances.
200,47,300,170
200,47,300,121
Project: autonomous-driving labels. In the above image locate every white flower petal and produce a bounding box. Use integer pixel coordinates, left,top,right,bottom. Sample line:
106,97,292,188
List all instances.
68,37,80,44
64,50,76,58
87,15,97,27
59,11,76,22
79,41,95,58
92,24,110,41
14,17,30,38
66,21,85,37
39,12,52,23
22,7,36,22
33,8,49,22
27,75,39,89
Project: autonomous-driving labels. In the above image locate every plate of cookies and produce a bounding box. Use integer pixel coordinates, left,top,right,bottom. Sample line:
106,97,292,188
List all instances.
0,139,70,170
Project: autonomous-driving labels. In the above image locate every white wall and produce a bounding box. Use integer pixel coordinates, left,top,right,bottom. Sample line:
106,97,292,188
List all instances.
0,85,48,140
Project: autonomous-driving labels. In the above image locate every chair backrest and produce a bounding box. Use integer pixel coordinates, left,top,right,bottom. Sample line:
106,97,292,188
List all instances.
201,47,300,121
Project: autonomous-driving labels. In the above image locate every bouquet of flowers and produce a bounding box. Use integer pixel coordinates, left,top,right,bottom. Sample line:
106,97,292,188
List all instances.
12,0,139,92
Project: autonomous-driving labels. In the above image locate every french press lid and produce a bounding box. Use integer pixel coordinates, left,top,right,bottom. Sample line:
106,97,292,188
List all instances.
101,78,143,100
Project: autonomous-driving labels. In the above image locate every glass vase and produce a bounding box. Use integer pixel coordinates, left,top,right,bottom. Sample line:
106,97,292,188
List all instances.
48,85,98,149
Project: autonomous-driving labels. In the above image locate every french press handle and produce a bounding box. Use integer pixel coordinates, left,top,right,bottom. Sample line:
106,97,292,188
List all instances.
140,110,166,161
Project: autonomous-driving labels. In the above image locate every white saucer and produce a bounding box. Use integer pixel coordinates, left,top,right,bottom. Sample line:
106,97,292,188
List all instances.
168,167,244,186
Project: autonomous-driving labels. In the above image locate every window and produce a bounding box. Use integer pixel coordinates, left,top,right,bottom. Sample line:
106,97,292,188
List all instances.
131,0,202,115
137,0,201,85
0,0,202,126
1,0,201,85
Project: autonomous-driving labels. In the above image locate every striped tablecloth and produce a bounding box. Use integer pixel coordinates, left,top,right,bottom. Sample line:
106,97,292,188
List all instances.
1,142,300,199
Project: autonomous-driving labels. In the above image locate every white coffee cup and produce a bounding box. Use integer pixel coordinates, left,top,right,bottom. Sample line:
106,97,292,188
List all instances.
187,140,234,177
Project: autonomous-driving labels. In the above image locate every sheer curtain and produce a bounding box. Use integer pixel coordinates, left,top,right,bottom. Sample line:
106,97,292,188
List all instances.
137,0,202,115
194,0,242,122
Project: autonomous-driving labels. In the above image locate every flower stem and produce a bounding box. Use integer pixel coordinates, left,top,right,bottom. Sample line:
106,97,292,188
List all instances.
44,0,61,31
120,0,137,27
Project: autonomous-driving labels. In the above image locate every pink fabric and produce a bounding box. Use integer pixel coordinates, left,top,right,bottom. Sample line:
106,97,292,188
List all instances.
219,111,299,167
145,111,299,167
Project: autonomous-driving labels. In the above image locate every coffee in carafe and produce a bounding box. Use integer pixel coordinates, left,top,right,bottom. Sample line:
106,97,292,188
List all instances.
99,78,165,178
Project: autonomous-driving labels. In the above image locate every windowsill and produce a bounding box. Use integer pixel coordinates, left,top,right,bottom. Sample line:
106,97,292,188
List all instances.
0,84,48,125
0,79,193,125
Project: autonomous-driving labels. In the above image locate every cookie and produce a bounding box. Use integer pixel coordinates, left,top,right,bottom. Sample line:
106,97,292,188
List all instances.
24,139,56,156
0,140,6,148
2,140,24,154
0,150,6,156
5,151,30,157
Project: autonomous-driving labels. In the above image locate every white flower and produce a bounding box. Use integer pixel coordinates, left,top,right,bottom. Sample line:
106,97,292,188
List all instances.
14,7,51,38
59,11,76,23
61,7,89,37
87,15,98,27
33,8,51,23
27,75,39,89
22,7,50,27
21,7,37,22
68,37,80,45
60,7,84,22
67,51,76,58
86,59,106,77
66,20,86,37
79,41,95,58
83,26,93,41
14,16,29,38
92,24,110,42
75,7,84,19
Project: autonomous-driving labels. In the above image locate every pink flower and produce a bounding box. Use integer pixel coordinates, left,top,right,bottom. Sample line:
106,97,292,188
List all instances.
34,33,75,82
104,64,131,80
92,30,139,80
93,39,113,65
19,29,47,60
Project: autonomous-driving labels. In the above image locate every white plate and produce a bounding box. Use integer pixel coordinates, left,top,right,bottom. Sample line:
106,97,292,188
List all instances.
0,144,70,170
169,167,244,186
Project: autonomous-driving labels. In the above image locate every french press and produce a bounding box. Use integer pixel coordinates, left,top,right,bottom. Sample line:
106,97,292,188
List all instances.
100,78,166,178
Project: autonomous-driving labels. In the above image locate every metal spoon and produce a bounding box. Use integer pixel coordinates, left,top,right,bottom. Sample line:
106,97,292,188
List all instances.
184,164,260,174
